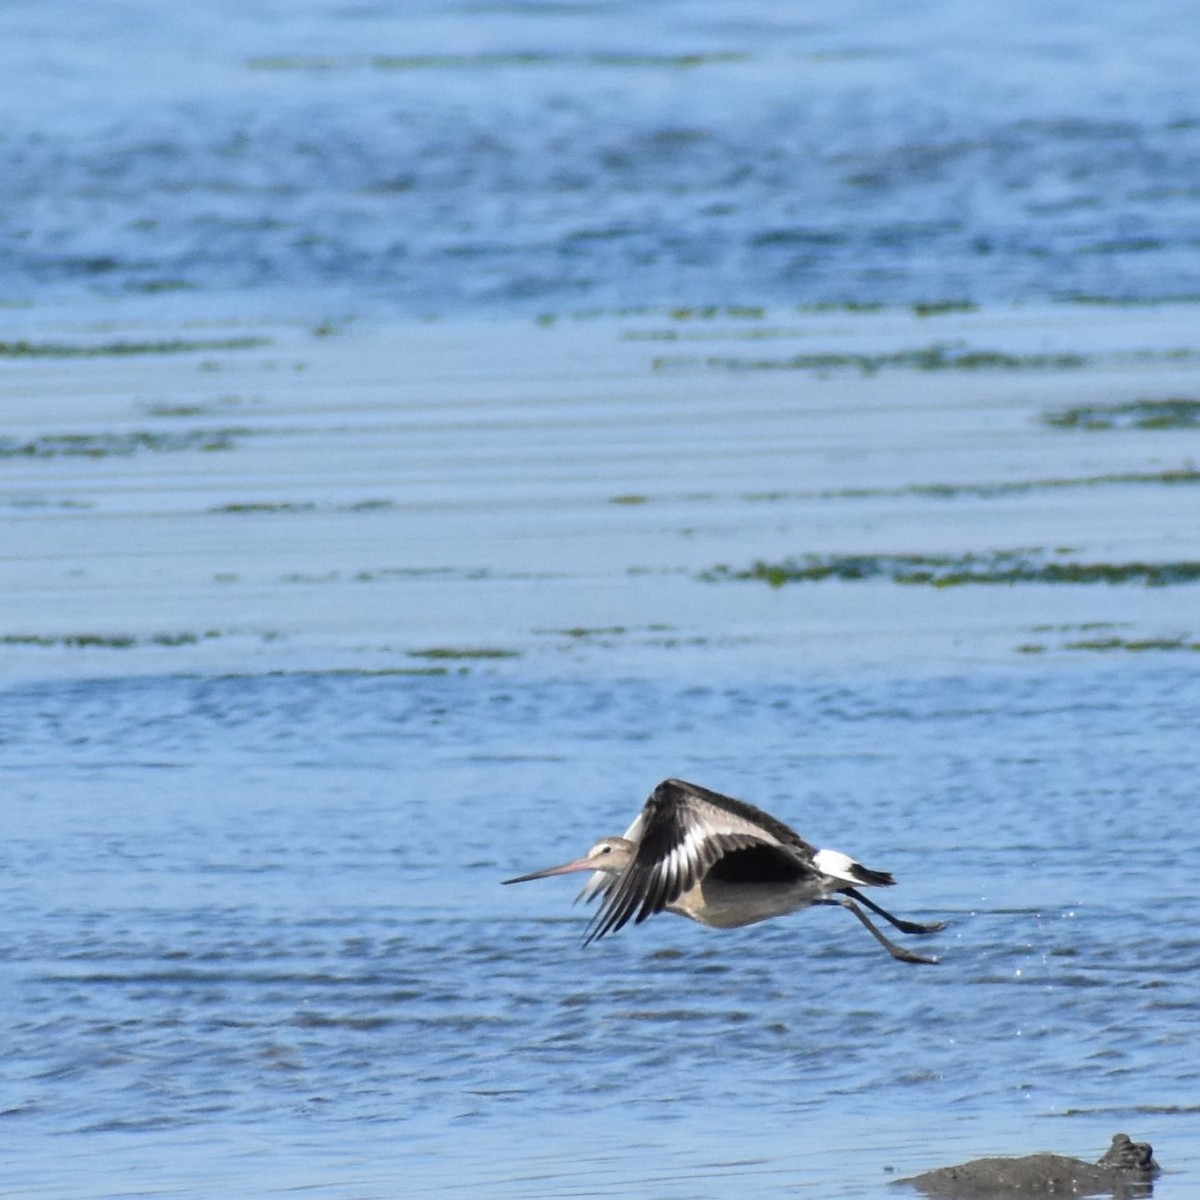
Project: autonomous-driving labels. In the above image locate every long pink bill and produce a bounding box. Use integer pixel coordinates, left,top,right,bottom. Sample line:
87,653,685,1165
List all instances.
502,855,593,885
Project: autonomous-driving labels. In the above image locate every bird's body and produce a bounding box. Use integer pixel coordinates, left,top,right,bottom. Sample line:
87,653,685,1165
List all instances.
504,778,945,964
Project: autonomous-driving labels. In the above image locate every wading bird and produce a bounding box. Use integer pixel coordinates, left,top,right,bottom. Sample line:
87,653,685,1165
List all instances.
503,778,945,964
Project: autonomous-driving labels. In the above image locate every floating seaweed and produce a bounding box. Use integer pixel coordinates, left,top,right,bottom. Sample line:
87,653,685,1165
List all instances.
1042,396,1200,430
0,336,268,358
703,549,1200,588
0,430,248,458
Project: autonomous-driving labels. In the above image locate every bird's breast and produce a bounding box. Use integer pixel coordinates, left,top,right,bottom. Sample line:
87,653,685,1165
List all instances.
670,875,831,929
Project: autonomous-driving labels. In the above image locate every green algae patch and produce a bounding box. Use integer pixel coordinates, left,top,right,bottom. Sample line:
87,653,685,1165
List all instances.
1064,291,1200,306
407,647,521,660
0,336,268,358
703,550,1200,588
1,630,224,649
1019,633,1200,654
1,430,248,458
798,301,886,314
544,626,630,638
1064,635,1200,651
131,279,196,294
617,467,1200,509
925,466,1200,495
213,499,394,517
249,51,745,73
666,305,767,321
534,624,674,639
1042,397,1200,430
657,344,1088,375
143,404,217,418
210,501,317,514
725,467,1200,505
346,498,396,512
829,466,1200,501
143,395,261,418
913,300,978,317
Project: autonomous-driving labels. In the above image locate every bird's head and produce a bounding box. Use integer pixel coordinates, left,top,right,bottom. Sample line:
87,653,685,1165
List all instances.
502,836,635,884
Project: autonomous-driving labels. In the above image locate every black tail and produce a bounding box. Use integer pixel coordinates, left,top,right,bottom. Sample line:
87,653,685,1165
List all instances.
848,862,895,887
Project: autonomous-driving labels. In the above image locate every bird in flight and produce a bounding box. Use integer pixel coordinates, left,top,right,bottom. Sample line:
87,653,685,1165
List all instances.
503,777,945,964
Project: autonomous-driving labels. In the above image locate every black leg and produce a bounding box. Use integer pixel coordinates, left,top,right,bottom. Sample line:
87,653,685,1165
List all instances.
819,897,940,965
840,887,947,935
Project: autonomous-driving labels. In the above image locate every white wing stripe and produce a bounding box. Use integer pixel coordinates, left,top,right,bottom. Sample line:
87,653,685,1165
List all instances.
583,779,816,943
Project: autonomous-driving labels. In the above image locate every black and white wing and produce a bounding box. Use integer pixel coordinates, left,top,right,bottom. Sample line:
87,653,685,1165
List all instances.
582,778,819,944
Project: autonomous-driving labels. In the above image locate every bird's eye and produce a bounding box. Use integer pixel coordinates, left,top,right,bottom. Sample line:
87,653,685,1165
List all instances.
600,845,611,854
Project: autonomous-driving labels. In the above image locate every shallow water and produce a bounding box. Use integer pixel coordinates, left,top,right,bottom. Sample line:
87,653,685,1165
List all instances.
5,306,1200,1200
3,664,1200,1197
5,1,1200,1195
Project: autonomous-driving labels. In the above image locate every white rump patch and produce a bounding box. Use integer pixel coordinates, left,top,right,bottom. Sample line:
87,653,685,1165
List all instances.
812,847,865,885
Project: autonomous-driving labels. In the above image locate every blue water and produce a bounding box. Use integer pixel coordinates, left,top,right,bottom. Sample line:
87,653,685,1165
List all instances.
4,665,1199,1196
3,0,1200,318
5,1,1200,1195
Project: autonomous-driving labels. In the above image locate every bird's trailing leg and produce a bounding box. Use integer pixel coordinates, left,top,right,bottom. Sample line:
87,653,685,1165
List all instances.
840,887,947,936
821,897,940,965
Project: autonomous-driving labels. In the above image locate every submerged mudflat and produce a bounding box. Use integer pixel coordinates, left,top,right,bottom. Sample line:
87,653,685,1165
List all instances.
5,302,1200,678
3,304,1200,1198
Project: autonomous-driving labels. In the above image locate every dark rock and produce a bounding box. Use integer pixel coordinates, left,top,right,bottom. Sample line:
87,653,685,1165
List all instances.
899,1133,1159,1198
1096,1134,1158,1174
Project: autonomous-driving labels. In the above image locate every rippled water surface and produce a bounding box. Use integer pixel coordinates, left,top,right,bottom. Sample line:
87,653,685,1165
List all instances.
3,0,1200,316
4,1,1200,1196
4,664,1200,1197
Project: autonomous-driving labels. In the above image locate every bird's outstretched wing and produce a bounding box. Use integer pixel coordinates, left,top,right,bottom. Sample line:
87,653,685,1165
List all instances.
582,778,819,944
